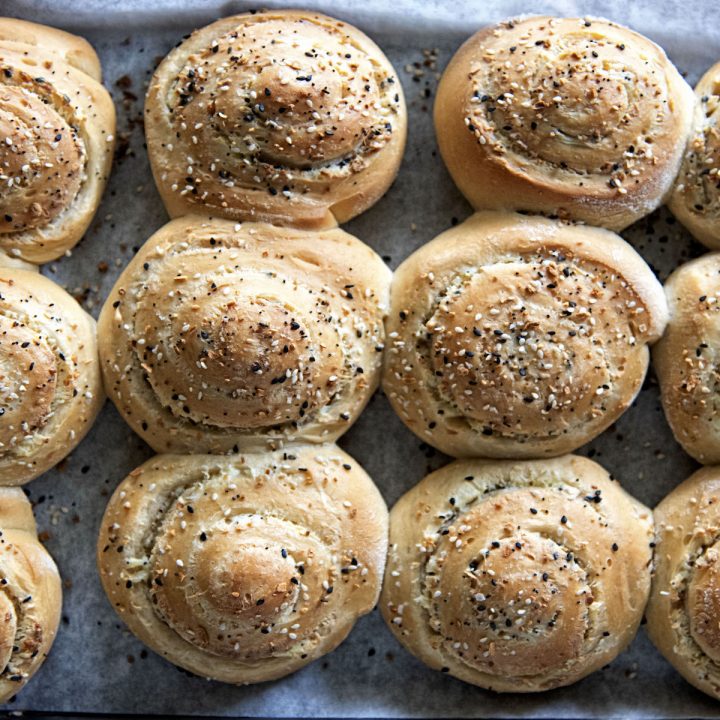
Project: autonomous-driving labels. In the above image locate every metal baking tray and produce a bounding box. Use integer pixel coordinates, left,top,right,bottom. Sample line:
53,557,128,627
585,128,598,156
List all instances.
3,0,719,717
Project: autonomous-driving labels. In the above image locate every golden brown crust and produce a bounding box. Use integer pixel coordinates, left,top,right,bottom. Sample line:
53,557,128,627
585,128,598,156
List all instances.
0,486,61,702
0,268,104,485
653,254,720,463
0,18,101,81
0,37,115,265
646,466,720,699
145,10,406,229
669,62,720,249
97,445,388,684
381,455,653,692
434,16,695,231
97,215,391,454
382,211,668,458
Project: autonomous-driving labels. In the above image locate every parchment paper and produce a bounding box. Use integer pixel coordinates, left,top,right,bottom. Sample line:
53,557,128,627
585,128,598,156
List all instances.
2,0,719,716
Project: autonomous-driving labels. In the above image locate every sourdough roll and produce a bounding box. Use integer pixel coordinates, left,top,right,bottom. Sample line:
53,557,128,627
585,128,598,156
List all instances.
0,486,61,702
654,255,720,463
0,18,115,265
383,212,668,458
647,466,720,700
145,10,406,229
97,445,388,684
669,62,720,249
0,268,104,485
98,216,390,454
382,455,653,692
435,16,695,231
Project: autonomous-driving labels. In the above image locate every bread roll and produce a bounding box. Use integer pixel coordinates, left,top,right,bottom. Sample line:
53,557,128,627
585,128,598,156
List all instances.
0,268,104,485
383,212,668,458
647,466,720,700
669,62,720,248
145,10,406,229
0,486,61,702
435,16,695,231
97,444,388,684
654,254,720,463
0,19,115,266
0,17,101,80
98,215,390,453
381,454,653,692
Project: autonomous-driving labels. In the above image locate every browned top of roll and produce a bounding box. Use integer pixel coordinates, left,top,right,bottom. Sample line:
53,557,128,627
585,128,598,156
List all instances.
669,61,720,249
0,36,115,265
98,445,387,684
381,455,653,692
98,215,391,454
653,253,720,463
383,211,668,458
0,268,104,485
145,10,406,229
0,486,61,702
647,466,720,700
434,16,695,230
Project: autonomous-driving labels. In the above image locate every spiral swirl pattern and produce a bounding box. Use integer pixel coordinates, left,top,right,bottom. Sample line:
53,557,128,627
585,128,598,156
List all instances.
97,444,388,684
0,268,103,485
145,10,406,229
646,466,720,700
434,16,694,231
0,487,61,702
669,62,720,249
653,254,720,463
382,454,653,692
98,216,390,454
0,27,114,265
383,212,668,458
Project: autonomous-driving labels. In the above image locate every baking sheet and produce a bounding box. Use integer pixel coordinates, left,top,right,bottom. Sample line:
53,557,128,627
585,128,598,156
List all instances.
2,0,719,716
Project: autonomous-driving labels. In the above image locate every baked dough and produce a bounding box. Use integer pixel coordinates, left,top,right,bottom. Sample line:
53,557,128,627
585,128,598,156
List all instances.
435,16,695,231
97,444,388,684
0,17,101,80
383,211,668,458
0,268,104,485
0,22,115,265
145,10,406,229
98,215,390,453
653,254,720,463
646,466,720,700
669,62,720,249
0,486,62,702
381,454,653,692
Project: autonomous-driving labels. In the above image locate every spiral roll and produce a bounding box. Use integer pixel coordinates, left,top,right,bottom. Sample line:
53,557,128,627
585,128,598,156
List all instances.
98,215,390,453
0,486,61,702
434,16,694,231
647,466,720,700
0,19,115,266
0,18,101,81
669,61,720,249
145,10,406,229
0,268,104,485
383,212,668,458
97,444,388,684
381,454,653,692
653,254,720,463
